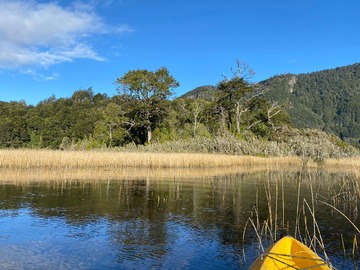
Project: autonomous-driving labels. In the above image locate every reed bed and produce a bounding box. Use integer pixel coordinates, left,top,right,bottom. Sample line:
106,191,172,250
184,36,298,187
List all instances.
0,149,305,170
323,157,360,172
0,149,358,171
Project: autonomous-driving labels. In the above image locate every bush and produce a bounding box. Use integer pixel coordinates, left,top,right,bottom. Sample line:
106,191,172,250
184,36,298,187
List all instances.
118,127,359,162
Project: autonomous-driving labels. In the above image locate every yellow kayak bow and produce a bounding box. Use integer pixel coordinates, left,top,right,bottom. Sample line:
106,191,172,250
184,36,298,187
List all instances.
250,236,331,269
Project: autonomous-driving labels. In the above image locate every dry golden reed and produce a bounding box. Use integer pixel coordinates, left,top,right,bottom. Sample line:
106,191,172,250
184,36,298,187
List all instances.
0,149,360,175
0,149,305,169
322,157,360,171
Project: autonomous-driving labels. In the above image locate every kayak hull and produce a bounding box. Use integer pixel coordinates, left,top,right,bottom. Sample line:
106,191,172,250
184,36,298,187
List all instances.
249,236,331,269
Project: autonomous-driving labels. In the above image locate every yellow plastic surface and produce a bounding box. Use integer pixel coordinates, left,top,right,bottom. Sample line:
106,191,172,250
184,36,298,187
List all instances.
249,236,331,269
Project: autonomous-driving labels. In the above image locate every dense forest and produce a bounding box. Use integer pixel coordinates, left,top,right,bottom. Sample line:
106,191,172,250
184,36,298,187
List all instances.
0,64,288,148
185,63,360,148
0,62,358,160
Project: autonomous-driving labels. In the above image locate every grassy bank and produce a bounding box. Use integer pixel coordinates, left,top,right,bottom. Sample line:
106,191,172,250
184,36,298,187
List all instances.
121,132,359,161
0,149,359,171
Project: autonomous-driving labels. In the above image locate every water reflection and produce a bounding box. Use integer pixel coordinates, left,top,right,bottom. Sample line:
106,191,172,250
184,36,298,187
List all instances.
0,170,359,269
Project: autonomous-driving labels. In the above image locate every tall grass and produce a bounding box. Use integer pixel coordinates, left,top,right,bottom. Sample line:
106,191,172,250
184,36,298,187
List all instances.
323,157,360,171
243,169,360,268
0,149,358,171
0,149,304,169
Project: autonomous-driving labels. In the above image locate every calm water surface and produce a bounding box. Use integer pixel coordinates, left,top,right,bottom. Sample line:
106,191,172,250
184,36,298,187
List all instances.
0,170,359,269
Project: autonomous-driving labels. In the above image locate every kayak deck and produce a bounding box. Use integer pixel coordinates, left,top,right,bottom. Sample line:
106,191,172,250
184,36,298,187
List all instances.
249,236,331,269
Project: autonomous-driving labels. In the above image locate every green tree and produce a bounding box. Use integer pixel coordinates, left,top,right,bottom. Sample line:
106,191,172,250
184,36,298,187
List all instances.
115,67,179,144
70,88,101,141
246,98,290,137
94,102,129,146
175,97,210,138
26,107,45,148
216,60,259,134
0,101,29,147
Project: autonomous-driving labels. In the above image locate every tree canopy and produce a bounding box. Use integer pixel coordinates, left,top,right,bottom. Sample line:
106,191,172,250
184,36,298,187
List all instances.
115,67,179,143
1,62,355,151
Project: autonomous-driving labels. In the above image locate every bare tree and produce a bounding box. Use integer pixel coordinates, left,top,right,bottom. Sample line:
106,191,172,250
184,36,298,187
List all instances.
246,101,284,130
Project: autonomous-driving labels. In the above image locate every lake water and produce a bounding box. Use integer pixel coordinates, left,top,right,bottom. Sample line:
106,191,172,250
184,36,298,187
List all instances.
0,169,359,269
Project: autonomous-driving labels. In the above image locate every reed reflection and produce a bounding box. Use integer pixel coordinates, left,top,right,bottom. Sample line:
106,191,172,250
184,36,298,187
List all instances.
0,169,358,269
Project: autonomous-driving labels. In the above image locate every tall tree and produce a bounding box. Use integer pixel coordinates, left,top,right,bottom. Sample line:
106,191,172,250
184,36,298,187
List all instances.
217,60,266,134
115,67,179,144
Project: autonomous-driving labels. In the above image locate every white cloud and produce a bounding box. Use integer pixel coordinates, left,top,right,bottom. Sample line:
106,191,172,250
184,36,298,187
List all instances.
0,0,130,69
21,68,59,81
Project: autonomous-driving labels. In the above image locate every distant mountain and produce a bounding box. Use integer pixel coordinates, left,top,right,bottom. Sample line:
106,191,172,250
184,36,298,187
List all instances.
179,85,216,99
262,63,360,147
180,63,360,147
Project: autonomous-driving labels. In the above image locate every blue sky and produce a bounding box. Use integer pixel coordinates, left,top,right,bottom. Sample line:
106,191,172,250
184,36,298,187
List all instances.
0,0,359,105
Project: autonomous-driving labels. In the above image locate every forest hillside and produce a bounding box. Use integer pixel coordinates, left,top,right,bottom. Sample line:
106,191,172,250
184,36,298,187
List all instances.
183,63,360,148
262,63,360,148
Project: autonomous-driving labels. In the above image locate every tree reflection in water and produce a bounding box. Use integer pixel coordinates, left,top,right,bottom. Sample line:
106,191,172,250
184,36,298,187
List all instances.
0,169,358,269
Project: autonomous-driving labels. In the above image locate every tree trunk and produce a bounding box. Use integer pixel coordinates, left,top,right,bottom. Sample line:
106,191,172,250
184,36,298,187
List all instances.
219,107,227,134
227,111,232,130
193,111,199,137
108,125,113,147
147,126,152,144
193,117,197,137
235,101,248,133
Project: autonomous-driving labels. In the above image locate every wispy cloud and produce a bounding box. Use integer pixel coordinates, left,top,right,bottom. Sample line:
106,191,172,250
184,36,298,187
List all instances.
21,68,60,81
0,0,131,69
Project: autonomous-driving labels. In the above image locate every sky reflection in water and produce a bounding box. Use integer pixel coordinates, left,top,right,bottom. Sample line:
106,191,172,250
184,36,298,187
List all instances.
0,170,359,269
